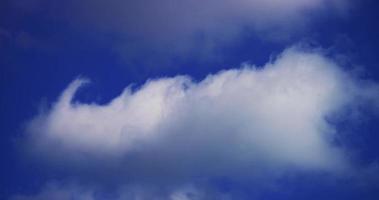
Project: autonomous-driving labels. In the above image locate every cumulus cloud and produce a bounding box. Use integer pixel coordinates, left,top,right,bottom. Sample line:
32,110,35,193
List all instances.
24,47,379,182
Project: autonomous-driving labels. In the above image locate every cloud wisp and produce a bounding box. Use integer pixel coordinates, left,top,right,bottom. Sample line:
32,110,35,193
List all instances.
7,0,351,62
71,0,351,60
66,0,350,39
11,182,231,200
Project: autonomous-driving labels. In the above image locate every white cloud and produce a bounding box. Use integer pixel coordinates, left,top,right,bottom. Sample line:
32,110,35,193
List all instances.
24,47,379,183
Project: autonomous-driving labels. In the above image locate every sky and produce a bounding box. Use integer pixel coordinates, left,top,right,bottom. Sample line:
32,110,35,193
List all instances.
1,0,379,199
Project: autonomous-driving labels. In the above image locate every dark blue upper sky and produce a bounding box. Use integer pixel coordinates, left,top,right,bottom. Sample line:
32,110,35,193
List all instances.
1,0,379,199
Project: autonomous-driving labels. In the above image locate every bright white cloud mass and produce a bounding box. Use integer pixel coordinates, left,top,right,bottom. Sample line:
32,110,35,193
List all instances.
24,46,378,185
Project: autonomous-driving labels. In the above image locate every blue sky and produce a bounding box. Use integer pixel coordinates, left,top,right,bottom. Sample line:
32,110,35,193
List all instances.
1,0,379,199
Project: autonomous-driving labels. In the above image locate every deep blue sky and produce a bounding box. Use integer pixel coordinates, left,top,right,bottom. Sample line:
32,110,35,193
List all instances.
1,0,379,199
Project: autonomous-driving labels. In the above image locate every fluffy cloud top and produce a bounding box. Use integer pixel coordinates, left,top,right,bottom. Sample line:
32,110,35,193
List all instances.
25,47,379,183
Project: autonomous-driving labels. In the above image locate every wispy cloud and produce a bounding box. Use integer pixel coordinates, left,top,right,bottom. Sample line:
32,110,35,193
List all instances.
5,0,352,62
10,182,231,200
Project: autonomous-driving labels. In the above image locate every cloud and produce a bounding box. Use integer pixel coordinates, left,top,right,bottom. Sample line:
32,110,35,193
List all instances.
10,183,230,200
24,46,379,182
6,0,352,62
10,183,95,200
65,0,351,61
15,45,379,199
66,0,350,39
